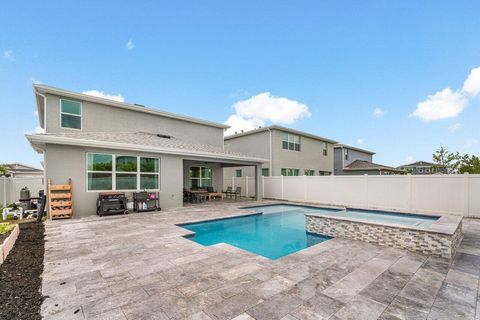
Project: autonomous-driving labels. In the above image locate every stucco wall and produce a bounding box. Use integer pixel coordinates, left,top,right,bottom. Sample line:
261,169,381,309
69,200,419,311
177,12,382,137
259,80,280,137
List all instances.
44,144,184,218
334,147,374,175
224,129,334,177
44,94,225,147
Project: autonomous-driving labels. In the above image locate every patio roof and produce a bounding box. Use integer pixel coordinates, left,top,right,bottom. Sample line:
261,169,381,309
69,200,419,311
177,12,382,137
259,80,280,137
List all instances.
344,160,405,173
26,131,268,164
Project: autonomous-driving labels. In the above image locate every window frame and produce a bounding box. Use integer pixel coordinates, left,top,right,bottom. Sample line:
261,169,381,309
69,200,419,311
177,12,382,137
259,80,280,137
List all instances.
281,168,300,176
344,149,349,160
235,169,242,177
282,133,301,152
304,169,315,176
322,142,328,156
262,168,270,177
86,153,160,192
189,166,212,188
60,98,82,130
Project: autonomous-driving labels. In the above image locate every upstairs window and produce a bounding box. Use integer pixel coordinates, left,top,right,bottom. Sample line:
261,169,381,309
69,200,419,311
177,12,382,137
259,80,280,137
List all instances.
323,142,328,156
344,149,349,161
60,99,82,130
282,133,300,151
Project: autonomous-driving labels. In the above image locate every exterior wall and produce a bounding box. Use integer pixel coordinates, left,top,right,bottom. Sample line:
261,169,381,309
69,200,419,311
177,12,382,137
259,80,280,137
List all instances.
263,175,480,217
224,129,334,177
44,94,225,147
334,147,374,175
306,215,463,258
44,144,184,218
271,129,333,176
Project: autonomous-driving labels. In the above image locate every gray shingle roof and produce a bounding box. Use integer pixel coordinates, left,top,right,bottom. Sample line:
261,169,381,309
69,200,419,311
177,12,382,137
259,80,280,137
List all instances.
30,131,266,162
345,160,405,172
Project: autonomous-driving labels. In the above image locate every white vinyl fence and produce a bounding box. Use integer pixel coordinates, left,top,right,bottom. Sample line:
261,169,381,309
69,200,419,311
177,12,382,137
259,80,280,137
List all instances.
0,177,44,207
263,174,480,217
223,176,257,198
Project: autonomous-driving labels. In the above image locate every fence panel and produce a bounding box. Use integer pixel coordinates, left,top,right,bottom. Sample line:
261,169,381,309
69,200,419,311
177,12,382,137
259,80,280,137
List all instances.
1,177,44,206
223,177,256,197
263,174,480,217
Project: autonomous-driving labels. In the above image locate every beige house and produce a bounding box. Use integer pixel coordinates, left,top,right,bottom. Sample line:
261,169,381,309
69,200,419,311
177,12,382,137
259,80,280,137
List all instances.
26,84,267,217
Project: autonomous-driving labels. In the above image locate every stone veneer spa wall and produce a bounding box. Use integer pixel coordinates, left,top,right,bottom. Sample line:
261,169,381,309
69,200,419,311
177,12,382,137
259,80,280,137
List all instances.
306,214,463,258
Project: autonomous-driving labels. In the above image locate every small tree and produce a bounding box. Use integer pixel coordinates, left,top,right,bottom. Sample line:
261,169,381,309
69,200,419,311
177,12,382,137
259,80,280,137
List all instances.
459,155,480,174
0,165,7,176
432,146,461,174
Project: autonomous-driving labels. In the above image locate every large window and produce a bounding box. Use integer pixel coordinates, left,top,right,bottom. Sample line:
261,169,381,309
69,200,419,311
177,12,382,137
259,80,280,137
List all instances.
281,168,300,176
189,166,211,188
322,142,328,156
304,169,315,176
262,168,269,177
87,153,159,191
282,133,300,151
60,99,82,130
344,149,349,160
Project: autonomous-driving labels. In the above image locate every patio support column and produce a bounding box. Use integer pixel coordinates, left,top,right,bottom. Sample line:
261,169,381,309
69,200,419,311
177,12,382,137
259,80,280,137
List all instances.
254,164,263,201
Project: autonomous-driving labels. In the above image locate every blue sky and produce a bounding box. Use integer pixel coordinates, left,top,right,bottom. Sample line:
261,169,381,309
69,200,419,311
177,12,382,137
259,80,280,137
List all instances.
1,1,479,168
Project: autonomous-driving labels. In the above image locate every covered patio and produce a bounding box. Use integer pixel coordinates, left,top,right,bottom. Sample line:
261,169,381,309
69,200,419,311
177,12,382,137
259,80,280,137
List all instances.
182,159,262,204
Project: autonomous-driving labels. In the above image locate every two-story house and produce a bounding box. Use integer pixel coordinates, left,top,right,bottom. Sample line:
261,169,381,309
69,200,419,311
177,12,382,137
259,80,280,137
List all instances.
334,144,404,175
397,161,443,174
223,125,337,177
26,84,267,217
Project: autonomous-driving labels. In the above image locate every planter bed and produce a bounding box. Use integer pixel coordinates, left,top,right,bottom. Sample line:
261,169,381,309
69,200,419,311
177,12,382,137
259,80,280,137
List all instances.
0,222,45,320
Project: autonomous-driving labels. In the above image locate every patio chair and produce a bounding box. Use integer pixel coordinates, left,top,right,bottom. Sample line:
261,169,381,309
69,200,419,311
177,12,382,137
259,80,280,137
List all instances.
222,186,233,198
231,187,242,200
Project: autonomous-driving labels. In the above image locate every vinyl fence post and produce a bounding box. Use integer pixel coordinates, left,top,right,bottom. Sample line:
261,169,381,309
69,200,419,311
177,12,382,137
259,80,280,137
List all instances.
464,173,470,216
303,175,307,201
408,174,413,211
262,175,265,198
246,176,249,198
281,175,284,200
231,176,235,190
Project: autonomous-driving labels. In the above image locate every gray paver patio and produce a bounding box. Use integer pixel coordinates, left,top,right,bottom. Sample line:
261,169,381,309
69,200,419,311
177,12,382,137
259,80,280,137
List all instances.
41,201,480,320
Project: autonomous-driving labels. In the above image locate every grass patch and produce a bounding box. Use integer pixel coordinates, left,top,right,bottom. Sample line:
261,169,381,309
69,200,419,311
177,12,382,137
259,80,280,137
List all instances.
0,222,15,235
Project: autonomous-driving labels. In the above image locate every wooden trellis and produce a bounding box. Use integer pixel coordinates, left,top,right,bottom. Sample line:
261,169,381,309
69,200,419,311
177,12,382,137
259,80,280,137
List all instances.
48,179,73,219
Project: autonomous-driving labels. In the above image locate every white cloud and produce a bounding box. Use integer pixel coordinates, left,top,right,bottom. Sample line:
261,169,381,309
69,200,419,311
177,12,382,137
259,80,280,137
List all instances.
462,67,480,96
25,126,45,134
224,115,264,136
448,122,462,133
356,138,364,145
3,50,14,61
405,155,415,163
224,92,311,136
411,66,480,121
126,39,135,50
33,110,38,116
29,76,40,84
410,88,468,121
82,90,125,102
372,107,386,118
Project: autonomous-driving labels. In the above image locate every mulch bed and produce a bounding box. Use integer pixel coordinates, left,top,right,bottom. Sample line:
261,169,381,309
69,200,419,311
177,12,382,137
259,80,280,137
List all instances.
0,222,45,320
0,230,12,244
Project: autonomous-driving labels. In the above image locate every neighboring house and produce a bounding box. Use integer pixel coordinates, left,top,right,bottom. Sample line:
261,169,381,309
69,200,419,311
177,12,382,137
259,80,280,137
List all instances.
2,163,43,177
223,125,338,177
26,84,266,217
397,161,443,174
334,144,404,175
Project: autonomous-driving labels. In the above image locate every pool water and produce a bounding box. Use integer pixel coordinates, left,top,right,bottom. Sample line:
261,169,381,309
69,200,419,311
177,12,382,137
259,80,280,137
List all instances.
179,207,331,259
179,204,439,260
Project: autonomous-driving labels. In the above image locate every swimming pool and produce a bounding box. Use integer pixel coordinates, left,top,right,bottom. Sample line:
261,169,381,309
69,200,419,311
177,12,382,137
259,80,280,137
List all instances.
178,207,331,259
249,204,439,228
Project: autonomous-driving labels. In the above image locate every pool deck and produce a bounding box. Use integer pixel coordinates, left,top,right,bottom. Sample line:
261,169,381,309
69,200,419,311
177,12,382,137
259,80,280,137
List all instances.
42,201,480,320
